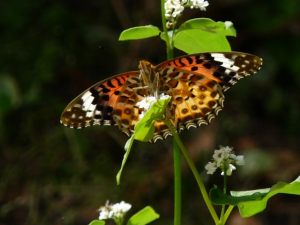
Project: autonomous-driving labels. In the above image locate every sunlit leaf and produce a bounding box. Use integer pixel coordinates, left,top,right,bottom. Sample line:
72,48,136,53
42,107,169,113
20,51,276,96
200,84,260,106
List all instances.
210,176,300,218
172,18,234,53
119,25,161,40
89,220,105,225
127,206,160,225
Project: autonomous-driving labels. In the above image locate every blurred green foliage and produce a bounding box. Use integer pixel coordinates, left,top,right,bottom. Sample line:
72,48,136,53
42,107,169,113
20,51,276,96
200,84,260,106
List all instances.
1,0,300,225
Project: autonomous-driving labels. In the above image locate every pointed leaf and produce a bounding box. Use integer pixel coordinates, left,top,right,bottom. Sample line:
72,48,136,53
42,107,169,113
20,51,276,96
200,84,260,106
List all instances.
210,176,300,218
116,135,135,185
133,97,171,142
116,97,171,184
127,206,160,225
173,18,234,53
236,176,300,217
119,25,161,40
89,220,106,225
210,187,269,205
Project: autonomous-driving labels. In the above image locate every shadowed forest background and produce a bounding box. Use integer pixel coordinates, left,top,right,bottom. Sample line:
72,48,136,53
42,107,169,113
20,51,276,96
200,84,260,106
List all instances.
1,0,300,225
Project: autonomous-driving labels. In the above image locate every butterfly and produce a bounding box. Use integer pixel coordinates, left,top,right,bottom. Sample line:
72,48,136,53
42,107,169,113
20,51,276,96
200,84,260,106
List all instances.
61,52,262,142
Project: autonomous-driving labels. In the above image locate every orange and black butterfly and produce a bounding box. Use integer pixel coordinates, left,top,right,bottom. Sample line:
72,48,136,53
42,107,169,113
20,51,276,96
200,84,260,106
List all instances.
61,52,262,142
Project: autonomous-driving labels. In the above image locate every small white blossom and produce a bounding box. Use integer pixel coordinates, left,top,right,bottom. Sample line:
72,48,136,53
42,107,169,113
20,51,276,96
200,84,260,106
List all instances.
212,149,224,167
190,0,209,10
98,201,132,222
99,208,110,220
235,155,245,166
137,94,170,119
159,93,170,100
110,201,132,218
221,164,236,176
225,21,233,30
136,96,157,111
172,3,184,17
205,146,244,176
205,162,217,174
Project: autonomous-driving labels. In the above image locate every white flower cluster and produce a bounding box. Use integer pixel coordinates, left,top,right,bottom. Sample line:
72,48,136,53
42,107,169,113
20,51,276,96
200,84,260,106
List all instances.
165,0,209,23
99,201,132,221
205,146,245,176
136,93,170,119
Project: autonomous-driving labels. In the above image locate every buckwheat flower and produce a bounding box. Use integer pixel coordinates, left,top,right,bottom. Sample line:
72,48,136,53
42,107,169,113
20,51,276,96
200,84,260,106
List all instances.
137,94,170,119
235,155,245,166
172,3,184,17
205,162,217,174
110,201,132,218
159,93,170,100
98,200,132,224
190,0,209,11
225,21,233,30
136,96,157,111
165,0,173,19
212,149,224,167
205,146,244,176
221,164,236,176
99,208,110,220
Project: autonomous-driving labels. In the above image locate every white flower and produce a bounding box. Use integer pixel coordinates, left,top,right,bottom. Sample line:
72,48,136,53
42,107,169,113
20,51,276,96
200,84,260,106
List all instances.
137,94,170,119
98,201,132,221
159,93,170,100
136,96,157,111
205,146,244,176
99,208,110,220
221,164,236,176
172,3,184,17
205,162,217,174
235,155,245,166
190,0,209,11
111,201,132,215
225,21,233,30
212,149,224,167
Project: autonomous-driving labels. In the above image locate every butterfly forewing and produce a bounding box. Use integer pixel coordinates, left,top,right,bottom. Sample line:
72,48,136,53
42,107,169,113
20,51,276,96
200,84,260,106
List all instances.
156,52,262,91
60,72,140,130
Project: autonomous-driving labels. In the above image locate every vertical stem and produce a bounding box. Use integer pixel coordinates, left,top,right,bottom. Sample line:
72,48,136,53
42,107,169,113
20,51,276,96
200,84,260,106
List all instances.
173,138,181,225
163,119,219,225
161,0,173,59
161,1,178,224
219,167,228,225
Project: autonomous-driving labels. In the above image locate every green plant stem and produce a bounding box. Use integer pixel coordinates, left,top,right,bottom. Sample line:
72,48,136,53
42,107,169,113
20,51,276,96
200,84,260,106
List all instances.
173,138,181,225
161,0,173,59
161,1,179,224
223,205,234,223
219,171,228,224
163,119,219,225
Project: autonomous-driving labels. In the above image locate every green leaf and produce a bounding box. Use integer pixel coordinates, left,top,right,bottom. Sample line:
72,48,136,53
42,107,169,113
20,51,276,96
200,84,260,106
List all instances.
236,176,300,217
222,21,236,37
119,25,161,41
210,176,300,218
172,18,234,53
116,97,171,184
133,97,171,142
127,206,160,225
210,187,269,206
116,135,135,185
89,220,106,225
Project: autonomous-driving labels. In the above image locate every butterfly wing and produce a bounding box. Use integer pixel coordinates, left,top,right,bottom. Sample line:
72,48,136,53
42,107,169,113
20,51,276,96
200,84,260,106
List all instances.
60,71,145,136
153,52,262,140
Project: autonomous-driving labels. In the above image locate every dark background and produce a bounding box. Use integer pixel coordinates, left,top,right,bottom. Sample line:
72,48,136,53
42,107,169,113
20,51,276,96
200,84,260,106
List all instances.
1,0,300,224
